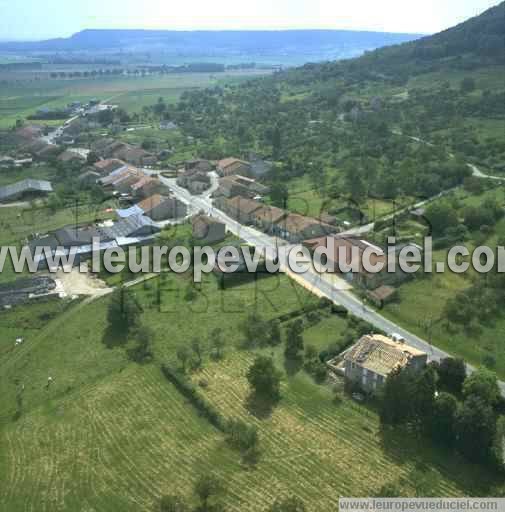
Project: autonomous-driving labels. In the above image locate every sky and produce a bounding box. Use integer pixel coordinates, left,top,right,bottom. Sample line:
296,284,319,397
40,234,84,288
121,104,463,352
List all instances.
0,0,501,40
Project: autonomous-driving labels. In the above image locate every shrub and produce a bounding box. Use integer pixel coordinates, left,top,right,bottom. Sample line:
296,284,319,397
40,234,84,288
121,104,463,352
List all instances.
161,365,224,431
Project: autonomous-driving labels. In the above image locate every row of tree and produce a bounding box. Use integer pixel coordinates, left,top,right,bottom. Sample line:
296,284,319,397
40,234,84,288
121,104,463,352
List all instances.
380,359,503,469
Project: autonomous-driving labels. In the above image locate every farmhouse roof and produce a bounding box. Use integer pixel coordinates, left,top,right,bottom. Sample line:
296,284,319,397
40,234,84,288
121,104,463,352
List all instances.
0,179,53,201
304,234,385,268
192,214,223,226
278,213,332,234
54,226,103,246
368,285,396,302
131,175,159,191
100,215,159,239
137,194,170,212
94,159,126,174
344,334,426,377
228,195,263,215
252,204,287,224
116,205,144,218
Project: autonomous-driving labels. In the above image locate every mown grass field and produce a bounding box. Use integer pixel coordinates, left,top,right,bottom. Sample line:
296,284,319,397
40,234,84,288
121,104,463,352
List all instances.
0,271,502,512
0,70,268,128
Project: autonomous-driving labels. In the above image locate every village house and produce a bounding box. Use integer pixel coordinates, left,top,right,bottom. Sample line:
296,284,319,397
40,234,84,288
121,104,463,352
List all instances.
99,166,144,189
341,334,427,393
176,169,211,195
185,159,214,173
137,194,187,221
303,234,387,288
217,157,252,177
114,173,144,195
0,179,53,202
101,214,161,240
131,176,168,199
28,215,161,270
274,213,334,243
113,144,157,167
250,204,287,233
215,196,263,224
57,149,85,164
93,140,156,167
26,141,61,161
192,214,226,244
25,140,48,155
304,235,420,289
215,174,270,199
93,159,128,176
15,124,44,142
77,170,101,186
159,120,178,130
366,285,398,308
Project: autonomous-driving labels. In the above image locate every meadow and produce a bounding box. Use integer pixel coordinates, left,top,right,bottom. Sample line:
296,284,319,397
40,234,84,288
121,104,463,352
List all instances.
0,271,502,511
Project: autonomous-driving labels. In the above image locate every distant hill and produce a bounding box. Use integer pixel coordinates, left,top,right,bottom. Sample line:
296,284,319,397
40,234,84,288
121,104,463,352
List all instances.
340,1,504,79
0,29,423,65
272,2,504,86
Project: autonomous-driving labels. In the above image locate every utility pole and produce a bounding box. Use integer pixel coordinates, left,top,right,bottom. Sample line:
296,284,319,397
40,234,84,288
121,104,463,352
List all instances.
392,198,397,238
74,198,79,238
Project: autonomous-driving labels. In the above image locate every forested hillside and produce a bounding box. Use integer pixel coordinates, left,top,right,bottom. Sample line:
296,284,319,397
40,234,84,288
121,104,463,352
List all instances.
159,3,503,213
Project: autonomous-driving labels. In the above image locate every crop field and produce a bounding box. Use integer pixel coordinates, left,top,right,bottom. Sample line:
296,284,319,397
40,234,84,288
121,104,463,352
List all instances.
0,70,268,128
0,271,502,512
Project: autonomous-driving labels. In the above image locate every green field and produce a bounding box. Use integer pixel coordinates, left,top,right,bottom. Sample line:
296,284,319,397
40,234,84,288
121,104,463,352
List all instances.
0,70,268,128
0,272,502,511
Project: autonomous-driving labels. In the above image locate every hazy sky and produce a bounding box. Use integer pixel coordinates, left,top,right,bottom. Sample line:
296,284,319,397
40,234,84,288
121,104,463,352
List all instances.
0,0,501,40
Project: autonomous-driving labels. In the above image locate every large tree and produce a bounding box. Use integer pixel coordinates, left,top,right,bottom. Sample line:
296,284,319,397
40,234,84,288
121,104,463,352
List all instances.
430,392,459,446
456,394,497,464
284,320,304,359
436,358,466,394
425,201,459,236
380,367,415,425
412,366,437,432
106,287,142,336
246,356,282,400
194,474,223,511
463,368,500,406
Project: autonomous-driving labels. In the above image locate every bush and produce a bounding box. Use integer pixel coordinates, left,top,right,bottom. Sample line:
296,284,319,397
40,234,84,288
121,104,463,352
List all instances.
331,304,348,317
161,364,224,430
225,418,259,453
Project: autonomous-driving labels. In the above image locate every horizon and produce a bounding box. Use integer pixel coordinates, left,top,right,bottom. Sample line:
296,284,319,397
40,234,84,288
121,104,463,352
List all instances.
0,0,500,42
0,27,428,44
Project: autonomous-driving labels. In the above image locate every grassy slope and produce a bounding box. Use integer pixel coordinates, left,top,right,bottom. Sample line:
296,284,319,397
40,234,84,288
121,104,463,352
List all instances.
0,273,502,511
